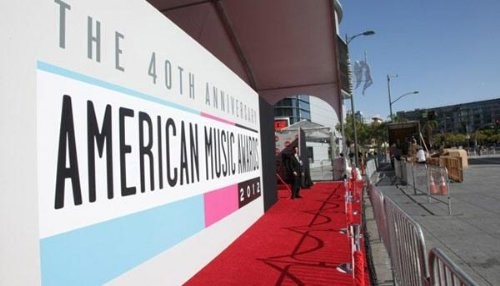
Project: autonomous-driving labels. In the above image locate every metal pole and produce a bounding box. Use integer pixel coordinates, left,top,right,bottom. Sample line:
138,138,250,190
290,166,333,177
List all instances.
347,56,359,168
345,33,358,168
387,74,393,120
345,31,374,167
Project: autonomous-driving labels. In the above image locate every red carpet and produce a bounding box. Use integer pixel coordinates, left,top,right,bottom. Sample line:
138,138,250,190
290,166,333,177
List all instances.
185,181,371,286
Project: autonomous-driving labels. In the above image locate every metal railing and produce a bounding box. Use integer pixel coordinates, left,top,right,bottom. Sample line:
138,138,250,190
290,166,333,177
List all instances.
367,185,477,285
365,158,377,180
427,165,452,215
385,198,429,286
394,158,403,184
428,248,477,286
310,159,334,181
393,158,452,215
367,184,390,253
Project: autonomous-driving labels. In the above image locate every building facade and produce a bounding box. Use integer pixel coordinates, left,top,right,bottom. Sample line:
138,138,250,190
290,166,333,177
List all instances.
397,98,500,134
274,95,311,124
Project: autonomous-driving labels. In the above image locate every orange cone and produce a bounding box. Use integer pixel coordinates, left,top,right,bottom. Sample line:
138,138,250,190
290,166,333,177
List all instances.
439,176,448,195
429,176,438,195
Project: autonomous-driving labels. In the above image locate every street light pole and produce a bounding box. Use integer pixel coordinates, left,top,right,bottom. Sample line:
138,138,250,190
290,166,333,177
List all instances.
389,91,420,119
386,74,398,120
345,30,375,167
346,55,359,167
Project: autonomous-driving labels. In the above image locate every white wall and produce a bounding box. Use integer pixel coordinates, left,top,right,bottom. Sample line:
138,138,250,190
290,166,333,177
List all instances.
307,142,331,168
1,1,263,285
309,96,339,135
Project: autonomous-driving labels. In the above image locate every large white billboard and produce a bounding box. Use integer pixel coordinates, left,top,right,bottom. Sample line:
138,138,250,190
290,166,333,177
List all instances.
1,0,263,285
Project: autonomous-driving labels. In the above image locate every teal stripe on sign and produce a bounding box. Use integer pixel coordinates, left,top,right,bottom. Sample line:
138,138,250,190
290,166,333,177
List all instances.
36,61,200,115
40,195,205,286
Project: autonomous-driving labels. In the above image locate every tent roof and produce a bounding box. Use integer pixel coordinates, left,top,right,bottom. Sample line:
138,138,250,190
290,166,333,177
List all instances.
283,120,331,139
147,0,343,118
283,120,329,131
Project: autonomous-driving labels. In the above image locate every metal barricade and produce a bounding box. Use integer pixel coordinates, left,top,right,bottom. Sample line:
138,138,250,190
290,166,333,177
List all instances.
397,162,452,215
367,183,479,285
385,198,429,286
399,158,408,185
404,159,413,186
428,248,477,286
413,163,428,194
394,158,403,183
427,166,452,215
365,158,377,180
310,159,334,181
367,185,390,253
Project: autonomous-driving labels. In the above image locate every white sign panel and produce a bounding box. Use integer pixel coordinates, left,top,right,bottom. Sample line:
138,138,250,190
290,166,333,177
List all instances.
2,0,264,285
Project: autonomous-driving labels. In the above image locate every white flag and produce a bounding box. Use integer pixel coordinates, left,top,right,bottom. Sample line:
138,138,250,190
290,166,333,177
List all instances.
353,61,363,89
362,61,373,95
352,60,373,95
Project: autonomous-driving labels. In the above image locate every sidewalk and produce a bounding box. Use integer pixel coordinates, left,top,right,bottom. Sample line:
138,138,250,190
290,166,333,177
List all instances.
369,159,500,286
363,178,394,286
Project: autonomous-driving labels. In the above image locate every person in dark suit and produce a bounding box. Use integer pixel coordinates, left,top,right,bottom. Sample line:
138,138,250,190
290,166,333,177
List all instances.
289,146,303,199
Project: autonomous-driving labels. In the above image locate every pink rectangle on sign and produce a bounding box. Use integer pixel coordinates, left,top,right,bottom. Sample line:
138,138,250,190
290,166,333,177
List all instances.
204,185,239,227
201,112,235,125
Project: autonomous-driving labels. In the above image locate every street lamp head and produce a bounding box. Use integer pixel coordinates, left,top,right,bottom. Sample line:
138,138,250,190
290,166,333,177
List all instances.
346,29,376,44
390,90,421,111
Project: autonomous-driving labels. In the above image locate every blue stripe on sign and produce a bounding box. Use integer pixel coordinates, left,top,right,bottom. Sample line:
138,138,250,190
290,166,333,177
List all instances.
40,195,205,286
36,61,200,115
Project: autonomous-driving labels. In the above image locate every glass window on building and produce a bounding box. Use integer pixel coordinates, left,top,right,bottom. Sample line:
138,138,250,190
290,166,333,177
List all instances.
275,98,292,107
273,95,312,124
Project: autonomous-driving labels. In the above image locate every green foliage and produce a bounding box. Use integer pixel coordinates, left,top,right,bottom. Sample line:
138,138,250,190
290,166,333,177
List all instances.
432,129,500,148
336,117,388,150
336,116,499,151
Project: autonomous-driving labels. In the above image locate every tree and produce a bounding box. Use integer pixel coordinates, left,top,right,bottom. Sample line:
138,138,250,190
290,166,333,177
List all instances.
422,118,438,148
336,117,388,152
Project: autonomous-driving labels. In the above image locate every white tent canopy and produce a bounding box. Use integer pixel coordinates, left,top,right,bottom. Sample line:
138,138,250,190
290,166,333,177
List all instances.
148,0,343,119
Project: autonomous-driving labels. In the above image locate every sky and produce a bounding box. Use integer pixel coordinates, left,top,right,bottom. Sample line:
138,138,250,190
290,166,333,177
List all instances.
340,0,500,120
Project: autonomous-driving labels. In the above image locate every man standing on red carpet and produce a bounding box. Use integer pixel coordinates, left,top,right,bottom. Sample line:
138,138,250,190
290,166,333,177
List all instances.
289,146,303,199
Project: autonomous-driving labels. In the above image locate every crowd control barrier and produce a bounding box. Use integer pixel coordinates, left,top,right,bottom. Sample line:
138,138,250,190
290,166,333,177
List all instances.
393,157,409,186
428,156,464,183
393,158,452,215
337,170,369,285
365,158,377,180
367,185,477,285
367,184,390,253
428,248,477,286
427,166,452,215
394,158,402,184
385,198,429,286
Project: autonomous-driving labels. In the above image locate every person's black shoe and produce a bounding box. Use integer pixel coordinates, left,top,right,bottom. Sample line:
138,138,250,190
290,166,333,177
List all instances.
296,195,303,198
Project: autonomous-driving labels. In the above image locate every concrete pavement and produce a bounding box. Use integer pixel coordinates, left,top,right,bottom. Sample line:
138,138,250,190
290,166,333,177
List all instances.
365,157,500,285
363,186,394,286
